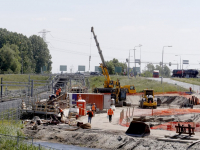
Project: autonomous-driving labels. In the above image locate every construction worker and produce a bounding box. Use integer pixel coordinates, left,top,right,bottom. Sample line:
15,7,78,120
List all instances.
49,94,56,100
190,87,192,92
91,103,96,117
87,109,93,124
58,107,64,119
58,87,62,96
56,89,60,97
107,106,114,123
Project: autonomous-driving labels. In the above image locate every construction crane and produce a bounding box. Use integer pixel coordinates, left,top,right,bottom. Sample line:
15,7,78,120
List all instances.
91,27,115,89
91,27,136,105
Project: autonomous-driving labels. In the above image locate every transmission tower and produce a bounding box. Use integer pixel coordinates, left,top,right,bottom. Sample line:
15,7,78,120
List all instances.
38,29,50,43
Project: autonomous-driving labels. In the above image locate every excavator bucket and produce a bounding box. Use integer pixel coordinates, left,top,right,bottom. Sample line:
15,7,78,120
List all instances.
126,121,150,137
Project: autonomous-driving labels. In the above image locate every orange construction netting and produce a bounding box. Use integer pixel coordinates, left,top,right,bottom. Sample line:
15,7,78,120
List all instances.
151,122,200,132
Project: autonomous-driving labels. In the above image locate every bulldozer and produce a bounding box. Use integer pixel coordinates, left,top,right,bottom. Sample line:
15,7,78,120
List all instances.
139,89,157,109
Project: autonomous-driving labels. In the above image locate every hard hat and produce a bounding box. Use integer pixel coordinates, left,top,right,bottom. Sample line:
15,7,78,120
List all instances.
89,109,91,111
111,98,115,100
110,106,112,108
94,103,95,104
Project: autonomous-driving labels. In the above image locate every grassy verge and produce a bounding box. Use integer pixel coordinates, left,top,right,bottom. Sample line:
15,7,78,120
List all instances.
172,77,200,86
0,121,46,150
89,76,188,93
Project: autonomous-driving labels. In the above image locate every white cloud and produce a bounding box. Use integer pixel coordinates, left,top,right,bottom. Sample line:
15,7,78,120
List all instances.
31,17,47,21
59,17,74,21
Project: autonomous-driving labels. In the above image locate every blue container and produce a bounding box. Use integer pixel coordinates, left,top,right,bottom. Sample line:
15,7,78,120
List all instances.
72,93,77,104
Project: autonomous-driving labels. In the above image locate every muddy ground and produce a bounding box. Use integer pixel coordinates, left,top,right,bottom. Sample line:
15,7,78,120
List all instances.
23,124,189,150
22,95,200,150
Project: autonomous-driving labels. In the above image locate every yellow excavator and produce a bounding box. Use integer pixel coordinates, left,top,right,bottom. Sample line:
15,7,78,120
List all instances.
91,27,136,105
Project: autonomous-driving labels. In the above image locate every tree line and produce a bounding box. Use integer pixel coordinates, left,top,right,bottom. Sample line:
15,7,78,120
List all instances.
0,28,52,74
141,63,171,77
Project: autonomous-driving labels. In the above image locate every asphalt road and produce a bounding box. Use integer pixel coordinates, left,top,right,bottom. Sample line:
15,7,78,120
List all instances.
148,78,200,93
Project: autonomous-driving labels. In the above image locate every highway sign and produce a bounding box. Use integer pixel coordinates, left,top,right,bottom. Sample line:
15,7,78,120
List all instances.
183,60,189,64
60,65,67,71
78,65,85,71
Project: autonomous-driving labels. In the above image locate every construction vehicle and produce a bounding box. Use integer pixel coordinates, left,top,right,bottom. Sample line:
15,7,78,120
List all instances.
139,89,157,109
91,27,136,105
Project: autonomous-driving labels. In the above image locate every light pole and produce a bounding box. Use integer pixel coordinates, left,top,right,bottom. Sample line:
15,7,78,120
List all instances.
139,44,142,74
162,46,172,84
128,49,134,78
173,60,178,69
133,45,140,75
175,55,181,70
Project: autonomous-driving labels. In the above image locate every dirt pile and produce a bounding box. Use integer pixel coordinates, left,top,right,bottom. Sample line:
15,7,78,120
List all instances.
156,96,189,105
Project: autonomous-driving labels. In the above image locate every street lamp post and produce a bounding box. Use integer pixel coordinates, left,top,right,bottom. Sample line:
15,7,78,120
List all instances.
175,55,181,70
139,44,142,74
162,46,172,84
128,49,134,78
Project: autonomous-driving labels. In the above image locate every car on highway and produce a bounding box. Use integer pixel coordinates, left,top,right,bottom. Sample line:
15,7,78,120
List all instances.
75,72,84,75
90,72,101,76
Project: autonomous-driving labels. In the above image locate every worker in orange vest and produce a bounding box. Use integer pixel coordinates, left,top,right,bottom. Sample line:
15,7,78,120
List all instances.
58,87,62,96
107,106,114,123
56,89,60,97
58,107,64,118
91,103,96,117
87,109,93,124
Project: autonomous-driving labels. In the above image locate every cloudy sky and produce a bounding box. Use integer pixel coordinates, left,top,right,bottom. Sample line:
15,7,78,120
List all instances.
1,0,200,73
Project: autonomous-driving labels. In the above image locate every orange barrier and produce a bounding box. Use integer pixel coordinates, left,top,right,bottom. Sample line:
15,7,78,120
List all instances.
133,108,200,117
151,122,200,132
119,108,200,128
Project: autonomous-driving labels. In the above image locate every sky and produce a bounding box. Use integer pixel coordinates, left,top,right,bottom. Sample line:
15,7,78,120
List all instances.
1,0,200,73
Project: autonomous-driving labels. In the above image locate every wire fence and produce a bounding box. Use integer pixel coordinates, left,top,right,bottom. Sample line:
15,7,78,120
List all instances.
0,134,59,150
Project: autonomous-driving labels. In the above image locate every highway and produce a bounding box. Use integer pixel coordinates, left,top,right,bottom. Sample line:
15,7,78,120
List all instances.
148,78,200,94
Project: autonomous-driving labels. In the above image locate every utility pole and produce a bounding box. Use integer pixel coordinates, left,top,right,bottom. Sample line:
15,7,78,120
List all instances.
38,29,50,43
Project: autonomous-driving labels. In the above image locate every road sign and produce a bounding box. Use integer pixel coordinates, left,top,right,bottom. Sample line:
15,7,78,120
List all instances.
60,65,67,71
183,60,189,64
78,65,85,71
132,67,140,73
42,66,47,71
115,67,122,73
135,59,140,64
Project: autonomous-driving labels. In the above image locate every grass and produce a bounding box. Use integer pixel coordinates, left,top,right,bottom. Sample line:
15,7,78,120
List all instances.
0,74,50,90
0,121,47,150
172,77,200,86
89,76,188,93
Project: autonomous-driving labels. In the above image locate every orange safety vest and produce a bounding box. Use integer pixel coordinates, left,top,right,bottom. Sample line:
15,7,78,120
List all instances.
58,88,61,92
87,111,93,116
107,108,114,115
59,108,63,113
56,90,59,96
92,105,96,110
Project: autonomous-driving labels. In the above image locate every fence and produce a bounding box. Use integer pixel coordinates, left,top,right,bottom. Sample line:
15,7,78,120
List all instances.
0,134,59,150
0,74,59,101
119,107,200,128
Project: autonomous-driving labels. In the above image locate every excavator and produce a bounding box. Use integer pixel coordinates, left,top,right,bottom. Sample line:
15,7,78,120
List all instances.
91,27,136,106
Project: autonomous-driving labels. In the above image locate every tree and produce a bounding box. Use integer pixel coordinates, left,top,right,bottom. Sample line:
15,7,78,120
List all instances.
0,44,21,73
105,58,127,74
29,35,52,73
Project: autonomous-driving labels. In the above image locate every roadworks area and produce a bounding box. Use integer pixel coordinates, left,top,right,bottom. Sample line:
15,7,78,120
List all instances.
22,94,200,150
